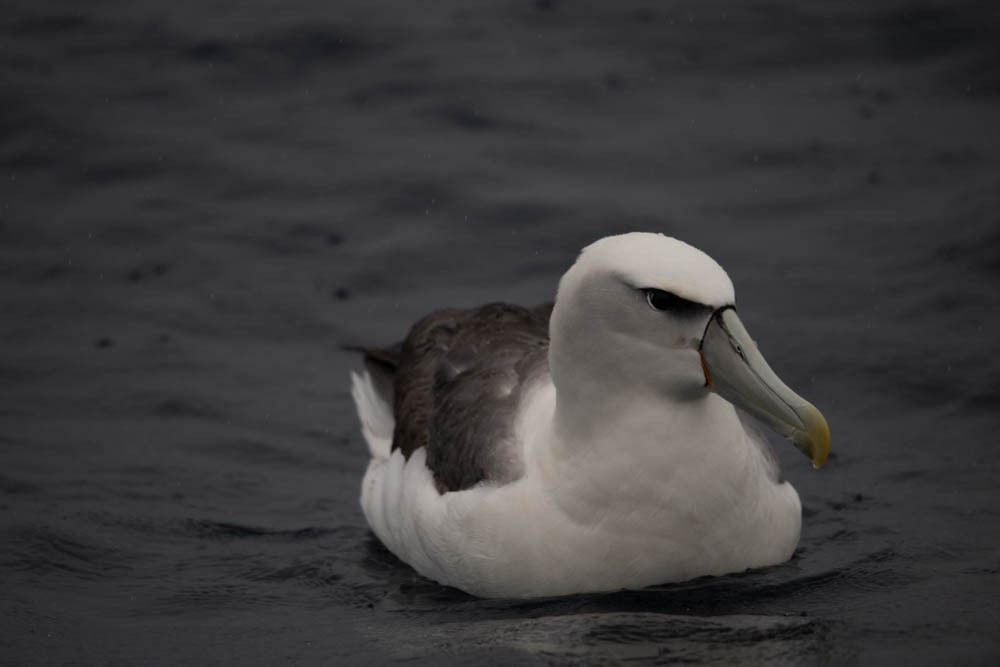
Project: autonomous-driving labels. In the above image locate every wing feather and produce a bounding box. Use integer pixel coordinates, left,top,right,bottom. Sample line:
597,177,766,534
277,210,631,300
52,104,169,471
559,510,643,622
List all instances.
391,302,551,493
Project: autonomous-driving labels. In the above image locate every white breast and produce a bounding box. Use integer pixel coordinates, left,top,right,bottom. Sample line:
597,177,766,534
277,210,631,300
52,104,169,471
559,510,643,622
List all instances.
356,371,801,598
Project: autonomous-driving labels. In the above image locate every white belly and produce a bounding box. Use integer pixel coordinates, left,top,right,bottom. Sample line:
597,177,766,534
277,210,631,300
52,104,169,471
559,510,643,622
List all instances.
360,444,801,598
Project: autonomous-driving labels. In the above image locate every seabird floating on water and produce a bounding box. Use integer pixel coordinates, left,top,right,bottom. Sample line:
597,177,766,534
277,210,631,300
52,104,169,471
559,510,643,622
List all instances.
350,232,830,598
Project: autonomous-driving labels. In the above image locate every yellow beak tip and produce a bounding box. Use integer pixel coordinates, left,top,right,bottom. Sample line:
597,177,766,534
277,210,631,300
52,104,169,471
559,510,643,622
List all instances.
792,404,831,470
811,446,830,470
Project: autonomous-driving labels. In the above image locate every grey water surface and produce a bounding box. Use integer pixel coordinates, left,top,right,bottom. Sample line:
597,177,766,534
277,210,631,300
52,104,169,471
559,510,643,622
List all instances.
2,0,999,665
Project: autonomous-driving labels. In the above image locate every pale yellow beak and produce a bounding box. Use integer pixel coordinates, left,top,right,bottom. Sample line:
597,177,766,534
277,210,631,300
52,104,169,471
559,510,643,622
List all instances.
699,308,831,468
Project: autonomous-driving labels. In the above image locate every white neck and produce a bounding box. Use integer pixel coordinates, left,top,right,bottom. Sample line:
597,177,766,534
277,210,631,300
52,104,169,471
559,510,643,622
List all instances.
541,371,760,518
503,365,800,595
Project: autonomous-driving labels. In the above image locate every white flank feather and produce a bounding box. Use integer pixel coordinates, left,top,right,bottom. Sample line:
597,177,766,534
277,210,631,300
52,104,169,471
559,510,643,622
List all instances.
350,370,394,460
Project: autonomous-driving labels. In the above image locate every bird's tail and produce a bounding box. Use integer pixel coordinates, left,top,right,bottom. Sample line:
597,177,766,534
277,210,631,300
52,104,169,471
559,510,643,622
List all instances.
349,366,395,460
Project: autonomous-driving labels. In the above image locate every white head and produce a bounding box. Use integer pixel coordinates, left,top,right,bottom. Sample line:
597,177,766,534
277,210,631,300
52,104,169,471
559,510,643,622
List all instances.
547,232,830,468
549,233,734,405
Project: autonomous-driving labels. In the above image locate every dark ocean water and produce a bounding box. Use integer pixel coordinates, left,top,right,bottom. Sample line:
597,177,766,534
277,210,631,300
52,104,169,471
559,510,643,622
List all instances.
2,0,999,664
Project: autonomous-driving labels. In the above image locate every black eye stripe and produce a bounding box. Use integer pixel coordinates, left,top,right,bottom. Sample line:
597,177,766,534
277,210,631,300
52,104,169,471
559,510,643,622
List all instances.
644,288,706,315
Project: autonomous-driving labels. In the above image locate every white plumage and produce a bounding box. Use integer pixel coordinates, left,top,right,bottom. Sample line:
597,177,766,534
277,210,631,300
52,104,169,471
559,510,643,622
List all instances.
351,233,827,598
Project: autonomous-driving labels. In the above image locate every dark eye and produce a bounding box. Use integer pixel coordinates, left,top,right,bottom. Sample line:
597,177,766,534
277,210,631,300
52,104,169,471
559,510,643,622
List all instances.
644,289,704,315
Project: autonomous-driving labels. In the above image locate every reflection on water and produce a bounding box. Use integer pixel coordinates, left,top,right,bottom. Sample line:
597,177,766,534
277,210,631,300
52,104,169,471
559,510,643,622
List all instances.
385,612,836,666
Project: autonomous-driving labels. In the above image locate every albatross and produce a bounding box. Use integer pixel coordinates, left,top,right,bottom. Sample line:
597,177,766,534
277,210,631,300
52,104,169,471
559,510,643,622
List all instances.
350,232,830,598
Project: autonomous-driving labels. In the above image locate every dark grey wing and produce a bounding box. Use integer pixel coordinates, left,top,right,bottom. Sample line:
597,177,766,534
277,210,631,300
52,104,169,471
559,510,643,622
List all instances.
344,343,401,405
391,302,551,493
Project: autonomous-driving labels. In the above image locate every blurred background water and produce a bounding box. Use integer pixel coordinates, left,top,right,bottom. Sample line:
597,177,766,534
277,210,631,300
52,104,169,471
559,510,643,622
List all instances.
1,0,998,664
